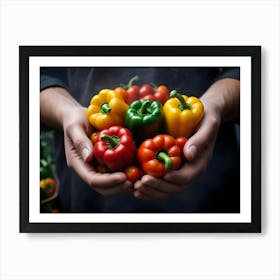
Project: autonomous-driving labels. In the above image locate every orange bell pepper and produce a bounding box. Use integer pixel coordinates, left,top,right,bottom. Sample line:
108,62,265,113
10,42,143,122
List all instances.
137,134,181,178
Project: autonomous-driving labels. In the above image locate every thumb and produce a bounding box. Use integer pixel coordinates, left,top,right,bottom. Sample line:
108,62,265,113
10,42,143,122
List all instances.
66,124,94,162
183,117,218,161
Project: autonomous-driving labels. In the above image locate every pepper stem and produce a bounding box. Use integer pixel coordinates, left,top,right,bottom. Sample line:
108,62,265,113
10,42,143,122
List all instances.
156,151,173,169
170,90,191,110
101,134,120,149
121,75,140,89
138,100,151,115
100,103,111,114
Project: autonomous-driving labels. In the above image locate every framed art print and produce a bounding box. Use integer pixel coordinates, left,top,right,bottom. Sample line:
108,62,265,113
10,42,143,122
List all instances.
19,46,261,233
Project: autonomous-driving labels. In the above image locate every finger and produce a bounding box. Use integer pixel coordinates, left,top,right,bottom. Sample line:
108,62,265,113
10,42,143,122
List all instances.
76,162,132,196
184,112,219,161
65,123,94,162
65,137,127,188
69,154,131,196
134,188,170,201
133,190,154,201
134,178,167,200
134,176,184,201
97,180,133,196
135,175,185,194
164,149,211,185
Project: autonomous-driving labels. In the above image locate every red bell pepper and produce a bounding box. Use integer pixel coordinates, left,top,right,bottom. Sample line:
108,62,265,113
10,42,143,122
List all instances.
137,134,182,178
93,126,136,171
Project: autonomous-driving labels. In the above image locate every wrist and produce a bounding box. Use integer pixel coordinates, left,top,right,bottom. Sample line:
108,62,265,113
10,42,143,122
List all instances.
201,78,240,123
61,106,87,132
40,87,82,129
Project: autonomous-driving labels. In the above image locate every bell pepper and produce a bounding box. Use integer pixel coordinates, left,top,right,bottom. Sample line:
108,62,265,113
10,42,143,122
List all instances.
137,134,181,178
163,90,204,138
40,177,57,200
125,99,164,143
86,89,129,130
93,126,136,171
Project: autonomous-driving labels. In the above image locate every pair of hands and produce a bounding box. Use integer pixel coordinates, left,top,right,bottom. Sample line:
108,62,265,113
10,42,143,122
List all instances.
41,78,239,201
63,100,221,201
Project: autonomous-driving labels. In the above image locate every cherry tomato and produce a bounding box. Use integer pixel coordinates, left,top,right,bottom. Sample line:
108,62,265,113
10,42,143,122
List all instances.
139,84,154,98
154,85,170,105
90,132,100,145
114,86,128,102
96,164,110,174
175,136,187,154
140,94,157,101
125,165,142,182
126,85,140,104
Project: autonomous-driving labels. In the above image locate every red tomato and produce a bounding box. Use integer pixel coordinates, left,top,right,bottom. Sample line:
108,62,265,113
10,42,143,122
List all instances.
175,136,187,154
125,165,142,182
139,84,154,98
154,85,170,105
140,94,157,101
114,86,127,101
126,85,140,104
96,164,110,174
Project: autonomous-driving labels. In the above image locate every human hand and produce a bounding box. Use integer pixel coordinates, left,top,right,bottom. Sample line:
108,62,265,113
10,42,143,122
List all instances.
63,106,133,196
133,100,221,200
133,77,240,201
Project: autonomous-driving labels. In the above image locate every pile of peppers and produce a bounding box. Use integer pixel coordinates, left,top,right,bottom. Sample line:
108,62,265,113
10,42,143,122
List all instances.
86,77,204,179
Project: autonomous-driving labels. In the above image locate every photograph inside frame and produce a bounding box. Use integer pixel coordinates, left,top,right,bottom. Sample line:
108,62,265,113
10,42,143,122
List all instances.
39,66,240,214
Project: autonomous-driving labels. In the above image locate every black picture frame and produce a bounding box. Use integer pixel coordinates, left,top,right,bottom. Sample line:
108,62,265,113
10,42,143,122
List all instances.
19,46,261,233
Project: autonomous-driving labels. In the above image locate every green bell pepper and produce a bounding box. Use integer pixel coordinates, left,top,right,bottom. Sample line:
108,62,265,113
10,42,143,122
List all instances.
125,99,164,143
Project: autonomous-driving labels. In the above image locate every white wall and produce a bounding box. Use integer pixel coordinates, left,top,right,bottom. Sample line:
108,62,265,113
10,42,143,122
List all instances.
0,0,279,279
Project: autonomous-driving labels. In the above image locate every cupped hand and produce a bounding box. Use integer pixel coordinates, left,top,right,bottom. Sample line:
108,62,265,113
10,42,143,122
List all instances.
133,100,221,200
63,107,132,196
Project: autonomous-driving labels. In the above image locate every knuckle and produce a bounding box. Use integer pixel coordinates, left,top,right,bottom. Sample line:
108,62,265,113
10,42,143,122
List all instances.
64,122,76,134
208,115,219,129
74,138,86,152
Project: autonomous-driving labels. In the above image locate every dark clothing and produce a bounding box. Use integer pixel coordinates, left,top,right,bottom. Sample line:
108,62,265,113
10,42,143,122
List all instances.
40,67,240,213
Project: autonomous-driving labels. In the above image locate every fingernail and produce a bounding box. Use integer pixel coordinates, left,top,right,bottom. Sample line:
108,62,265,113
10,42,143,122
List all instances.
188,145,197,160
82,148,90,161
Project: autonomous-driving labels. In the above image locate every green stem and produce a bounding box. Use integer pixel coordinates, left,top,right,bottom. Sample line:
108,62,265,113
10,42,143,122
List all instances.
170,90,191,110
128,76,139,87
156,151,173,169
138,100,151,115
121,75,140,89
150,82,157,90
100,103,111,114
101,134,120,149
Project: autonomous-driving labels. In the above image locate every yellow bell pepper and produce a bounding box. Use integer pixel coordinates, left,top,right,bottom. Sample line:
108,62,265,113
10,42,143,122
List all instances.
86,89,129,130
163,90,204,138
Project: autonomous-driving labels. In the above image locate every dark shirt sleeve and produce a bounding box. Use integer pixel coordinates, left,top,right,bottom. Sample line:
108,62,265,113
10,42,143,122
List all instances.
40,67,70,92
216,67,240,81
